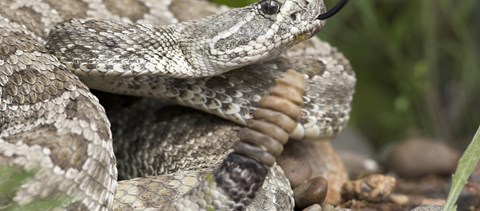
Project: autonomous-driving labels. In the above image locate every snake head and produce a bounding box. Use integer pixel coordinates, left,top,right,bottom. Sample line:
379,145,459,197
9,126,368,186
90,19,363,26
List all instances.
182,0,327,76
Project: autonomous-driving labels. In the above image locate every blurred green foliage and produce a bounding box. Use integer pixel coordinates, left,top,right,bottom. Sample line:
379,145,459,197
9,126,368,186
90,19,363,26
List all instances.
215,0,480,148
318,0,480,148
0,166,69,210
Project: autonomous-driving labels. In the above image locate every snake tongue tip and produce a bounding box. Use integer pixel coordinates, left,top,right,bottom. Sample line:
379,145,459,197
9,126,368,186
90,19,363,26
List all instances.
316,0,349,20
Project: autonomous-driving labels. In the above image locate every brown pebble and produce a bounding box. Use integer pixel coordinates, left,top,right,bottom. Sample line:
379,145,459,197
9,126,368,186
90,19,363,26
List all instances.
293,176,328,209
383,137,459,178
279,158,312,188
280,140,348,205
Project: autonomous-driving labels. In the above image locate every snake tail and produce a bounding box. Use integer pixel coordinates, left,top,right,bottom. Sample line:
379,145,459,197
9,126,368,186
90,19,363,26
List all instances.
213,69,306,209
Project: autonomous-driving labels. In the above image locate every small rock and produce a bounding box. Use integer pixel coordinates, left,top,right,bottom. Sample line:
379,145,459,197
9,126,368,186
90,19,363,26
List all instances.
389,193,410,205
302,204,322,211
293,176,328,209
280,140,348,205
411,204,443,211
279,158,312,188
342,174,396,202
383,137,459,178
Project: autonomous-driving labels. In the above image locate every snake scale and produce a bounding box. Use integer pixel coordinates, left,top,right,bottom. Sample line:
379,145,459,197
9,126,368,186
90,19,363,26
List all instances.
0,0,355,210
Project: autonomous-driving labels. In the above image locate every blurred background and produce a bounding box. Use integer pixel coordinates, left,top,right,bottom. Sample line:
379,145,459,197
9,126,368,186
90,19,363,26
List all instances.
214,0,480,150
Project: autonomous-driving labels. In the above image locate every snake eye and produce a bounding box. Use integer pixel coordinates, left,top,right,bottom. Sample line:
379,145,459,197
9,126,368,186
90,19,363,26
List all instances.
259,0,280,15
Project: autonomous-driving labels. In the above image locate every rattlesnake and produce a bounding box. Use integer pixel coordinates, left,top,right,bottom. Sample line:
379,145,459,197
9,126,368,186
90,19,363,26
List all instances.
0,0,355,210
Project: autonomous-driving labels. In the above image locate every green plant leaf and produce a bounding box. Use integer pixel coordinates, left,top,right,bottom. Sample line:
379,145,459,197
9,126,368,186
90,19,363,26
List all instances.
443,126,480,211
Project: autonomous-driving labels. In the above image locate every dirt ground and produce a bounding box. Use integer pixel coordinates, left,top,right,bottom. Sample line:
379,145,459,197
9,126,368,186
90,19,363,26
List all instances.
339,171,480,210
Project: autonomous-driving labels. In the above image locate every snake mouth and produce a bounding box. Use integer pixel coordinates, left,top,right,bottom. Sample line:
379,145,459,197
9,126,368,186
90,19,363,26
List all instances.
317,0,349,20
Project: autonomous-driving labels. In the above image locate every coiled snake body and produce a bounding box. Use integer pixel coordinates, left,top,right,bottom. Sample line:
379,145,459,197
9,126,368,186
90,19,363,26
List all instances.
0,0,355,210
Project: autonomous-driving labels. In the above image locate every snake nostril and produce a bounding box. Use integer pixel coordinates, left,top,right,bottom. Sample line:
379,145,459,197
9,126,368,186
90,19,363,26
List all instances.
290,13,300,22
